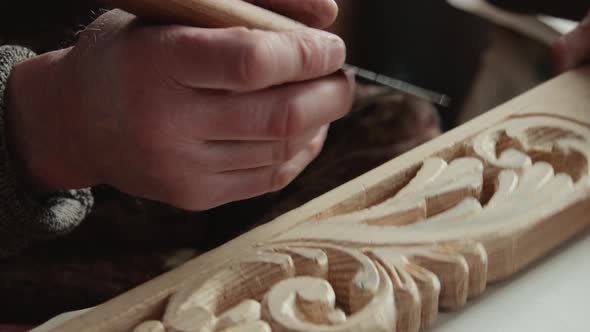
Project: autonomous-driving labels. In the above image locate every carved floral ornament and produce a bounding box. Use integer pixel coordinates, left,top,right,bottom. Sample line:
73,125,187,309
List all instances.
134,115,590,332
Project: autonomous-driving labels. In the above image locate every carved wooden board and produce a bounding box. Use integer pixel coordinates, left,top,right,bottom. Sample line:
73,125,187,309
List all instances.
54,68,590,332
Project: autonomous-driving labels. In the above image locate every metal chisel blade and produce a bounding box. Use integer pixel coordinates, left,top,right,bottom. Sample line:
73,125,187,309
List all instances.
342,64,451,107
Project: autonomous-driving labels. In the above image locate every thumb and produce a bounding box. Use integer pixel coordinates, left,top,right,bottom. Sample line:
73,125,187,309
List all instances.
554,11,590,73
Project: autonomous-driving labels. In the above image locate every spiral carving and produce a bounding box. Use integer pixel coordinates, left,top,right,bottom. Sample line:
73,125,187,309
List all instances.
134,115,590,332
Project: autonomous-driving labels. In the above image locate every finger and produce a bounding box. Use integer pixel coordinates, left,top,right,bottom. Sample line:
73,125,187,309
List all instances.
487,0,589,20
246,0,339,29
553,13,590,73
155,25,346,91
199,126,327,172
183,73,354,140
202,128,327,209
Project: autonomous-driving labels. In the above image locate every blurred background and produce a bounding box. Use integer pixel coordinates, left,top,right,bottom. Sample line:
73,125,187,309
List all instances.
0,0,585,330
332,0,576,129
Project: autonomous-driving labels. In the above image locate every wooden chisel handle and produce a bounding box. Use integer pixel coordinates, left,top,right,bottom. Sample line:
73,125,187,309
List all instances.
107,0,306,30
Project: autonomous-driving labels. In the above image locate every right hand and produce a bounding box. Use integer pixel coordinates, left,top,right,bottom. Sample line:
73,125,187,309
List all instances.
6,3,354,210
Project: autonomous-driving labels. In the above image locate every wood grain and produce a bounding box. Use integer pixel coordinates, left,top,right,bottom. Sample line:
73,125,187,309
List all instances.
50,65,590,332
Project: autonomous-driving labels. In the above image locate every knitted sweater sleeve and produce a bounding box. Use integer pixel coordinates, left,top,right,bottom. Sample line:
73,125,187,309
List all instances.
0,45,93,258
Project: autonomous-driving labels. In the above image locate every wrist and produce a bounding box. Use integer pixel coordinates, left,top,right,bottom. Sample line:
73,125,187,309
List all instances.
4,48,96,193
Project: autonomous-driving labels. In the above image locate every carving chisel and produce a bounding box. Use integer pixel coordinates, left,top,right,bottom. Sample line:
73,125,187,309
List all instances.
107,0,451,106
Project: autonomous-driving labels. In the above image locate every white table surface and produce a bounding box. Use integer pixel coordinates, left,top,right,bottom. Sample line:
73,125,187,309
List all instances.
427,230,590,332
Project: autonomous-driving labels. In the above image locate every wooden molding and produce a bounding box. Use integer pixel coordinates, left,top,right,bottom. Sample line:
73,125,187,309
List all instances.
54,68,590,332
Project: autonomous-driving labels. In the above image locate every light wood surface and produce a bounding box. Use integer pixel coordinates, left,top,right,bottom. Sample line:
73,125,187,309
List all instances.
50,61,590,331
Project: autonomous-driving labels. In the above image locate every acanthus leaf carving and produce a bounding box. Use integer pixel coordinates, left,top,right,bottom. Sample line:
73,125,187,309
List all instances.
135,115,590,332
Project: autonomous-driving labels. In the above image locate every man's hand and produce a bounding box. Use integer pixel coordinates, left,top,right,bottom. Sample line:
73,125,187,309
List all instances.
6,0,354,210
485,0,590,73
554,11,590,73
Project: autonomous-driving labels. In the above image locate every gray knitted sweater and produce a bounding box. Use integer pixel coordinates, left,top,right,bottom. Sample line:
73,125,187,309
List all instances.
0,45,93,258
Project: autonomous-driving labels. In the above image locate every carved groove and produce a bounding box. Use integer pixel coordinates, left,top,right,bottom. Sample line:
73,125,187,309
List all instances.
133,115,590,332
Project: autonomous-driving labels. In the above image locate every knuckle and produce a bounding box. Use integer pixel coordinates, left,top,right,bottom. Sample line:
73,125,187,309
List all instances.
234,32,273,89
322,77,354,118
284,97,307,137
272,97,306,138
308,136,325,157
224,26,252,40
169,26,195,46
270,167,295,191
163,28,189,60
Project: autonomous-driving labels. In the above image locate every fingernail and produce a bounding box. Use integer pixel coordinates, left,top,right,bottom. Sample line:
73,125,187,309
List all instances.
309,28,345,49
